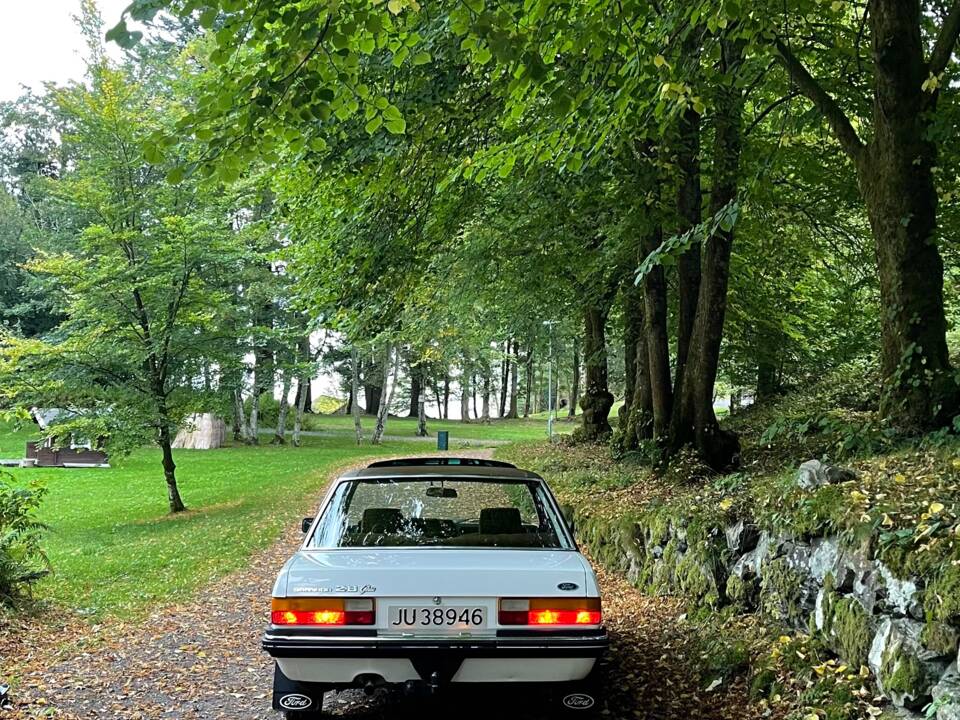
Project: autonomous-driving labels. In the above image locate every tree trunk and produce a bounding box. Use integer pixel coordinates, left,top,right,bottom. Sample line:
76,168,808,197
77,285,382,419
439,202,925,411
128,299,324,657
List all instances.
159,423,186,513
523,349,533,417
472,372,479,420
351,346,364,445
417,396,427,436
579,305,614,441
756,360,779,401
482,369,491,422
460,365,472,423
292,375,308,447
272,373,291,444
668,36,744,471
499,341,510,417
232,386,248,442
568,342,580,418
507,351,519,419
442,375,450,419
407,363,421,418
858,0,960,429
433,381,443,421
621,284,653,448
642,222,673,442
364,383,381,416
372,345,397,445
673,36,703,405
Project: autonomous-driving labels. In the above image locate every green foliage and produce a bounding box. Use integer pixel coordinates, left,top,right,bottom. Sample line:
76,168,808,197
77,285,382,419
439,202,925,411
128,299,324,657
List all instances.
0,474,48,606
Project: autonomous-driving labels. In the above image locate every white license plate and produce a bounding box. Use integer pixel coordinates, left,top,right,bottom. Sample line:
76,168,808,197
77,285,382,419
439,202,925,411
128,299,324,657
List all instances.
389,606,487,630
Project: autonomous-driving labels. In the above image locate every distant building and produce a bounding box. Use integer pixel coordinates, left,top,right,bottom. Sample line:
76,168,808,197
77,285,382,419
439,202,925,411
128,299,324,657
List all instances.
24,408,110,468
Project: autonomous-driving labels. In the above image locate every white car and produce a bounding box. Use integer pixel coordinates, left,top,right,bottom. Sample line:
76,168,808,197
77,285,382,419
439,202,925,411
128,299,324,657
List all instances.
263,457,607,718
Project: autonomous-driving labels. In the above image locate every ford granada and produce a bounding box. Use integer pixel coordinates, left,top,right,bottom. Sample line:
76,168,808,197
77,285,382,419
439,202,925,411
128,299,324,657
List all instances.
262,457,608,718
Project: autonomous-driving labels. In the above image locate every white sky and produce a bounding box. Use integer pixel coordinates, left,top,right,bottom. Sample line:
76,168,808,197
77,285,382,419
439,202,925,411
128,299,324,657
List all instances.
0,0,131,102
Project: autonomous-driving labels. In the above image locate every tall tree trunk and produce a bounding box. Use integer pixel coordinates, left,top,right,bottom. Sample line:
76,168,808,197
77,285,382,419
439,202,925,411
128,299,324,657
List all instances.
232,386,247,442
482,369,491,422
442,374,450,419
507,351,519,419
568,342,580,418
292,375,308,447
673,37,703,404
499,341,510,417
407,363,422,418
460,366,471,423
372,346,397,445
756,360,779,401
433,381,443,421
642,222,673,442
668,37,744,471
364,383,381,416
272,372,291,444
579,305,614,440
621,284,652,448
351,346,364,445
158,421,185,513
472,372,479,420
416,394,427,436
523,349,534,417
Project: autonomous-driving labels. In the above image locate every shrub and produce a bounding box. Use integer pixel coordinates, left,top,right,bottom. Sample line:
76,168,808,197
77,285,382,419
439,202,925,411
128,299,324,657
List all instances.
0,474,49,607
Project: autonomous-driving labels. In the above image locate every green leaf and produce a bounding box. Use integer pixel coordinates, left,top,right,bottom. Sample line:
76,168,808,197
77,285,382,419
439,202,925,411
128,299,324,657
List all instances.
365,116,383,134
385,116,406,134
412,51,432,66
198,7,217,28
166,166,186,185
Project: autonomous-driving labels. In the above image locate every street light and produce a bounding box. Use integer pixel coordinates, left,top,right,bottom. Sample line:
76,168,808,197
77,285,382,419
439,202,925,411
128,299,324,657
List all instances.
543,320,558,441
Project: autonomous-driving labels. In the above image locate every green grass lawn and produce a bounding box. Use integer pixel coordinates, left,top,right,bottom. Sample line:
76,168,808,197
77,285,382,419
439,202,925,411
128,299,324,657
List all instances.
4,428,423,619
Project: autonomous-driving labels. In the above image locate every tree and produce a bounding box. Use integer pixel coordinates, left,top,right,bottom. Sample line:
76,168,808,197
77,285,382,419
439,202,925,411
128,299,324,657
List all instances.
772,0,960,430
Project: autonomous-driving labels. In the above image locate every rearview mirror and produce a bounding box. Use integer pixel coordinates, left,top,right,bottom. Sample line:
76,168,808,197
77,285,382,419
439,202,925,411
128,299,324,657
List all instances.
301,517,313,533
560,504,576,534
426,486,458,498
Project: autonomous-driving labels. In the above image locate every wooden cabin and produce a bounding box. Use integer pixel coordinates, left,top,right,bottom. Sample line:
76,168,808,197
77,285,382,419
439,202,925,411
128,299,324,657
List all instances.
25,409,110,468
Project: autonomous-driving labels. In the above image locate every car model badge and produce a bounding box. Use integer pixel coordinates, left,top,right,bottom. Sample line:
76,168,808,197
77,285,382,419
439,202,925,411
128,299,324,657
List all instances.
558,582,579,591
279,694,312,710
562,693,596,710
433,596,442,605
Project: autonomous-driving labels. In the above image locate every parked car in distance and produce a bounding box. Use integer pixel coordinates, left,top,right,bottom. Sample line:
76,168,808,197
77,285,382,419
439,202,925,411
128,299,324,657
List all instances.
263,457,607,718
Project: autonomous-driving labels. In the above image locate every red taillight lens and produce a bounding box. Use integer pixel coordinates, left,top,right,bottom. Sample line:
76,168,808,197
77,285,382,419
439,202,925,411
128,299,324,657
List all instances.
499,598,602,626
271,598,375,626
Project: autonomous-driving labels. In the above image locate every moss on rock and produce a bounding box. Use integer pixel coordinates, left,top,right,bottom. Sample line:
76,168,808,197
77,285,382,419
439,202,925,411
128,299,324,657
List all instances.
830,597,873,667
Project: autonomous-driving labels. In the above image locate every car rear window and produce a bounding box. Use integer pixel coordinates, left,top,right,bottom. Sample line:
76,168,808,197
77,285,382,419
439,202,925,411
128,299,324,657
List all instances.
310,477,570,549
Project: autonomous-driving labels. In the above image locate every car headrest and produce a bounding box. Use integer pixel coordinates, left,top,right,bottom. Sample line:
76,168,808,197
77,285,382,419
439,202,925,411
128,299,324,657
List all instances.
479,507,523,535
361,508,405,533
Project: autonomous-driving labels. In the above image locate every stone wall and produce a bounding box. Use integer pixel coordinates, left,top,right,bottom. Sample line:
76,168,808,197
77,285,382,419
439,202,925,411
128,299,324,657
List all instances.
576,459,960,719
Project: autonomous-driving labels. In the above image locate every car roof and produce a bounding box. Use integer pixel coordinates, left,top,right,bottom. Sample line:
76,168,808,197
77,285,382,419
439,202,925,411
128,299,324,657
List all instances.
339,458,542,481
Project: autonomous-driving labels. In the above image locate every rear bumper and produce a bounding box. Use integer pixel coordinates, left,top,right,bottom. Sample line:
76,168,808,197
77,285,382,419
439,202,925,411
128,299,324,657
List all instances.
263,629,608,685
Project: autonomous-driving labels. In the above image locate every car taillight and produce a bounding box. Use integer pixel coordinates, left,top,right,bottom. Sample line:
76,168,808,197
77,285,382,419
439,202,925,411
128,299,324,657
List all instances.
498,597,602,626
271,598,375,626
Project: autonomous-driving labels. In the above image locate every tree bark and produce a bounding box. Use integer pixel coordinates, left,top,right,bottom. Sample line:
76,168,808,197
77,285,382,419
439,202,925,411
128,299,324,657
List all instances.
507,350,519,419
579,305,614,441
272,372,291,444
482,368,491,422
407,363,422,418
621,284,653,448
568,341,580,418
159,422,185,513
499,341,510,418
674,100,703,403
416,396,427,436
232,386,248,442
642,222,673,442
351,346,364,445
292,374,308,447
372,345,397,445
442,374,450,419
668,36,744,471
364,383,381,416
523,348,533,417
433,381,443,421
460,365,472,423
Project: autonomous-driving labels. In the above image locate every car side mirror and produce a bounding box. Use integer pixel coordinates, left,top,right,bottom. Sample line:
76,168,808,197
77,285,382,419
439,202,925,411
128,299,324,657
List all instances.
560,504,576,535
301,517,313,534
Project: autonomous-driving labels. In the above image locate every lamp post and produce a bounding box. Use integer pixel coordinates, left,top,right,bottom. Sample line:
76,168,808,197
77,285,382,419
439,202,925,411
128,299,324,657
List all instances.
543,320,558,441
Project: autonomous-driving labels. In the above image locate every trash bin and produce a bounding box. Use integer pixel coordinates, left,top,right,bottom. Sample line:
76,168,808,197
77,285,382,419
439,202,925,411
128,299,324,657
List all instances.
437,431,449,451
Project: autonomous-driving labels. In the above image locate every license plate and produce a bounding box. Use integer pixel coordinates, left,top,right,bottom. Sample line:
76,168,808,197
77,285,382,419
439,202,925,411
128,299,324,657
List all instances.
389,606,487,630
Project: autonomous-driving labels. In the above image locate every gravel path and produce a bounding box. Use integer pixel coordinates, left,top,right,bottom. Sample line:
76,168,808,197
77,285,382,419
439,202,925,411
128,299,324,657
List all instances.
4,452,760,720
